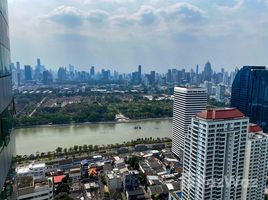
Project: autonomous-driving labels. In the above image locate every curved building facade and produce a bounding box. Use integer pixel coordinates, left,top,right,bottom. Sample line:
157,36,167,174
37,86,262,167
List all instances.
0,0,15,190
231,66,268,132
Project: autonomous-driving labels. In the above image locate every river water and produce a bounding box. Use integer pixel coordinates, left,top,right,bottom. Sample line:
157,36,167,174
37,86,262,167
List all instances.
14,119,172,155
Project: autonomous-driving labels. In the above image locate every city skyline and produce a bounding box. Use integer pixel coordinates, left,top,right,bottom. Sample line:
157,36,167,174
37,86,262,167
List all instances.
9,0,268,72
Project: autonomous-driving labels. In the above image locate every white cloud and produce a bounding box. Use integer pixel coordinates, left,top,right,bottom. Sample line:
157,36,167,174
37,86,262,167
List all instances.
217,0,245,12
165,2,206,21
87,10,109,24
8,0,268,72
45,5,85,27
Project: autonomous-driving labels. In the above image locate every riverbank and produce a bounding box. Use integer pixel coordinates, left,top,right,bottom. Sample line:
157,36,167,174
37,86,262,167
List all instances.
13,117,172,129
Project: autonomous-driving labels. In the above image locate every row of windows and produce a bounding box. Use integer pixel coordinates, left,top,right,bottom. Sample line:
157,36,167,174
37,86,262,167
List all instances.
0,102,14,151
0,0,8,23
0,1,11,77
0,44,11,77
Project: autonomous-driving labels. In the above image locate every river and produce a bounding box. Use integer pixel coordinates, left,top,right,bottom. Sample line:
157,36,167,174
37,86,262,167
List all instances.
14,119,172,155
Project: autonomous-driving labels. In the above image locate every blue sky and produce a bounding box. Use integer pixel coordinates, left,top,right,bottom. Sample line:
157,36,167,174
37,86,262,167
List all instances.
8,0,268,72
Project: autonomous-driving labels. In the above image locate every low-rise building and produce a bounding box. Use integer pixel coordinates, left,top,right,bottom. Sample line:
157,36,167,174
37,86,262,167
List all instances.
148,184,169,199
106,170,122,190
16,163,47,180
16,176,54,200
123,170,139,191
135,144,148,152
126,188,146,200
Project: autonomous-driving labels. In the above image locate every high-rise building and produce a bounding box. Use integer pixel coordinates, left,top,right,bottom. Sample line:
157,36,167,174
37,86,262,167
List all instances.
90,66,95,77
24,65,32,81
204,81,213,96
183,108,248,200
138,65,142,83
196,64,199,75
57,67,67,82
166,69,172,84
203,61,213,81
172,87,207,158
231,66,268,132
216,84,226,102
42,70,53,84
0,0,15,190
242,124,268,200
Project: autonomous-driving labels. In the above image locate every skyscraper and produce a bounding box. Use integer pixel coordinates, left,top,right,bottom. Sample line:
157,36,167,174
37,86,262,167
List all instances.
183,108,248,200
24,65,32,81
0,0,15,190
138,65,142,83
172,87,207,158
90,66,95,77
231,66,268,132
196,64,199,75
216,84,226,102
203,61,213,81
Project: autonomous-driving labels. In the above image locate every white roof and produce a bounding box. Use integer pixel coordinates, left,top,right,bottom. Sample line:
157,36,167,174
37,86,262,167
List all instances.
174,86,207,93
147,176,159,180
166,183,174,190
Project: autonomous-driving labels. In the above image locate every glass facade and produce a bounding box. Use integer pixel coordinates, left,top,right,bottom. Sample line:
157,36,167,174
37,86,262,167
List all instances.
0,0,11,77
231,66,268,132
0,0,15,190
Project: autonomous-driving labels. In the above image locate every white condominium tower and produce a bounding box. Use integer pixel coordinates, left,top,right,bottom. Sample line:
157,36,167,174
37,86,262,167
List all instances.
172,87,207,158
183,108,249,200
242,124,268,200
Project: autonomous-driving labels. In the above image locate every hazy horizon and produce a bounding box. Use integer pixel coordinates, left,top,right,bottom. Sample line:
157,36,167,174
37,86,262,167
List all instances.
9,0,268,72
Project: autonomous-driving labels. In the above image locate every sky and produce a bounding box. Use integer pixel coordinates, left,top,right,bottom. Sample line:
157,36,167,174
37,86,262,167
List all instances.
8,0,268,73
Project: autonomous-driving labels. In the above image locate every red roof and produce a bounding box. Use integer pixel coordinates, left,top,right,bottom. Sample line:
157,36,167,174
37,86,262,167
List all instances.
249,124,263,133
53,175,66,184
197,108,244,120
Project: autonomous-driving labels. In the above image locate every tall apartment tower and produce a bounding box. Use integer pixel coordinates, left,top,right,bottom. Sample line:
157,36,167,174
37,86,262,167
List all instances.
183,108,249,200
0,0,15,190
242,124,268,200
172,87,207,158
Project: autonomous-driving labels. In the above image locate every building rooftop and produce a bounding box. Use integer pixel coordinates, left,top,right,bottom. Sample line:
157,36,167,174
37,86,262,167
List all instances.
53,175,66,184
174,86,207,93
17,176,34,189
249,124,263,133
243,66,266,70
197,108,245,120
16,163,46,174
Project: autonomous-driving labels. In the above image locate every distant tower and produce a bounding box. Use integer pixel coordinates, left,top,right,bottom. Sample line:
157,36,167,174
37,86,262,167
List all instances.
90,66,95,77
203,61,212,81
37,58,41,67
138,65,142,83
216,84,226,102
196,64,199,75
16,62,20,70
24,65,32,81
172,86,207,158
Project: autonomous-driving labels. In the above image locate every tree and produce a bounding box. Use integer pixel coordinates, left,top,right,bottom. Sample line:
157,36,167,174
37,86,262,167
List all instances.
56,147,62,154
78,145,83,152
83,144,88,151
55,192,73,200
100,174,107,185
127,156,140,170
73,145,78,152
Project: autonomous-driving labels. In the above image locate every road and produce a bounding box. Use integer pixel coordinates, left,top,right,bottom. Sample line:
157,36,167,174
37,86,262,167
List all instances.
29,97,47,117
